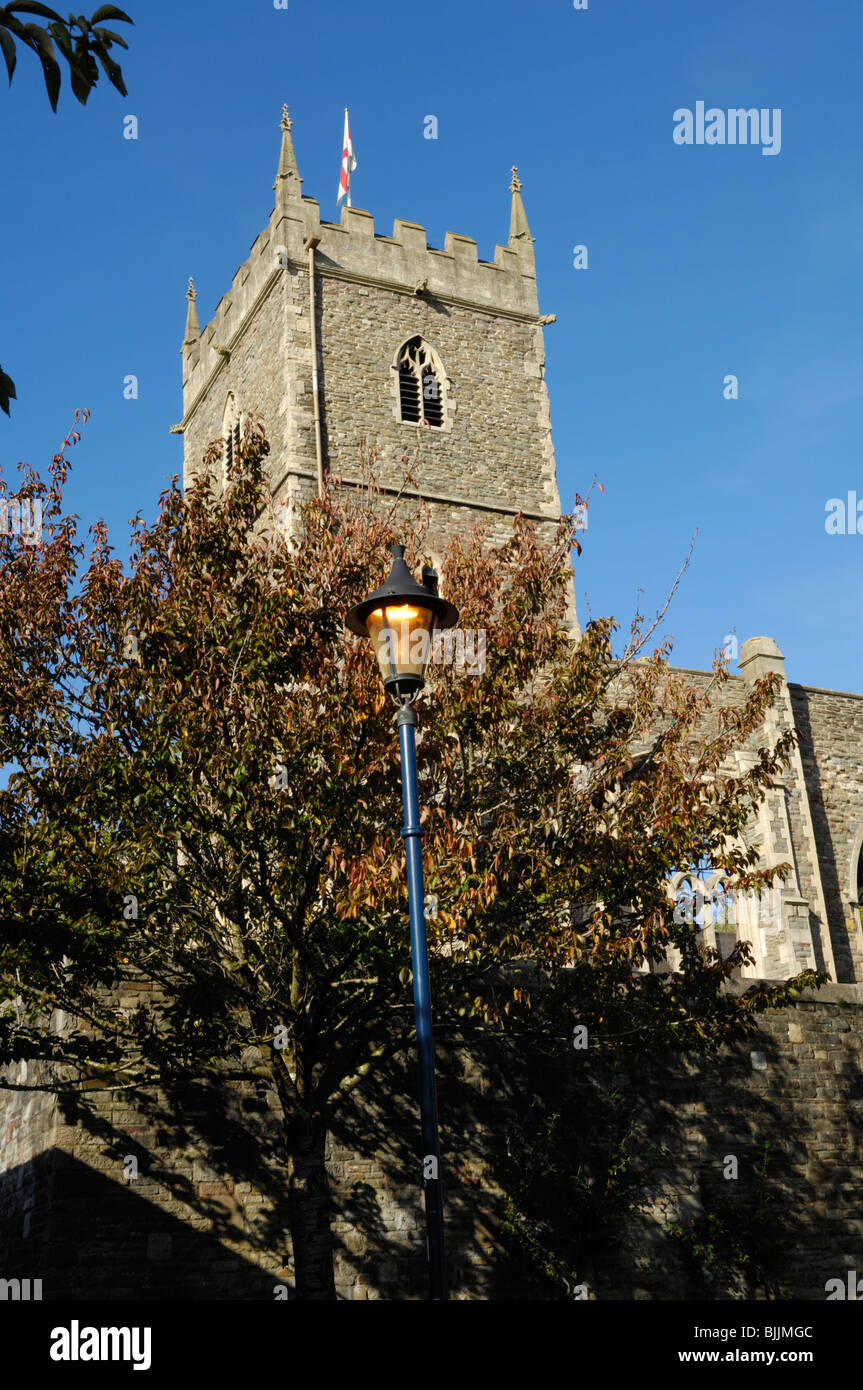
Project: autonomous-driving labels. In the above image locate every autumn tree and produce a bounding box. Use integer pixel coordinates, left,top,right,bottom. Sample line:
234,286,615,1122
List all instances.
0,422,824,1298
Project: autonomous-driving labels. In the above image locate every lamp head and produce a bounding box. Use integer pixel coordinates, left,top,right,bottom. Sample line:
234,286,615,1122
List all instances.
346,544,458,699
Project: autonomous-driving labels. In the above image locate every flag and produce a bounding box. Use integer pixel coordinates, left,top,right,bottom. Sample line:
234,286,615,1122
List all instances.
338,107,357,208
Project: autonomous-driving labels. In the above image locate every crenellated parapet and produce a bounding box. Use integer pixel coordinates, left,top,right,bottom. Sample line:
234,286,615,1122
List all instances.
286,199,538,316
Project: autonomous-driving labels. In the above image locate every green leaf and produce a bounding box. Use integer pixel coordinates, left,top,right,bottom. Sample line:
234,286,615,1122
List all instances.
92,45,124,95
47,20,72,60
68,48,97,103
89,5,134,23
0,363,16,415
91,27,129,49
24,25,61,110
4,4,64,19
0,27,17,82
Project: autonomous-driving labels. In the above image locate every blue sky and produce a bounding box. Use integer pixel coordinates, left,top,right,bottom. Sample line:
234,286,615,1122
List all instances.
1,0,861,690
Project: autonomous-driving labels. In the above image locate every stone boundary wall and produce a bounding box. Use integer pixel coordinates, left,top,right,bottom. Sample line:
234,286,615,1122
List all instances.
1,985,860,1300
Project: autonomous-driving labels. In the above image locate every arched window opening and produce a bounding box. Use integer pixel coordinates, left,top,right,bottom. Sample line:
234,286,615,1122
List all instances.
856,841,863,901
662,847,748,975
671,855,736,932
225,419,241,472
221,393,241,483
397,337,444,428
675,877,702,928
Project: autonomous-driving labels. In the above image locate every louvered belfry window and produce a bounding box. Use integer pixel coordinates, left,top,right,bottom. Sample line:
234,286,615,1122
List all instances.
398,337,443,427
225,420,241,472
222,393,241,486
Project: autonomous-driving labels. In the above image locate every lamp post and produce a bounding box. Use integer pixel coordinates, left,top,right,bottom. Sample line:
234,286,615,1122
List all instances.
346,544,458,1303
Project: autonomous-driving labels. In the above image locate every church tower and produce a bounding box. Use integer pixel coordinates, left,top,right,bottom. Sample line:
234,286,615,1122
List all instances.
171,105,863,992
176,105,571,607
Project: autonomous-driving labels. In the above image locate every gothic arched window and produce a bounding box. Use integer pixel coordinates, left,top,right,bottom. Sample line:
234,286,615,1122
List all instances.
675,877,704,928
397,337,444,428
856,839,863,902
671,855,736,931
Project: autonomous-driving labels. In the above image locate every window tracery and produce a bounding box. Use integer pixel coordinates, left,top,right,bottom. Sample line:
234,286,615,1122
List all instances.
397,337,445,428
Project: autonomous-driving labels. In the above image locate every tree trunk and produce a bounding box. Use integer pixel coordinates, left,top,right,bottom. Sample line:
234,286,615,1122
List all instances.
287,1117,337,1300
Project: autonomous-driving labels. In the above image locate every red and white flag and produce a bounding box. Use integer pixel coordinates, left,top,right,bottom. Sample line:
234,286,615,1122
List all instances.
338,107,357,208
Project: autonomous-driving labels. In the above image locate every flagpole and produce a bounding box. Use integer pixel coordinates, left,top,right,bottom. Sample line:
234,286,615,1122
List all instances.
345,106,351,207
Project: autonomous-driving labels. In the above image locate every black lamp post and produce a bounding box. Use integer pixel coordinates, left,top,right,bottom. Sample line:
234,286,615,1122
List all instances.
346,544,458,1302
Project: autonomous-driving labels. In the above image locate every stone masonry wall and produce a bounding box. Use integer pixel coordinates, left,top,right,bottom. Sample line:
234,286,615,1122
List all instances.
1,986,860,1300
791,684,863,983
315,276,559,516
182,262,290,494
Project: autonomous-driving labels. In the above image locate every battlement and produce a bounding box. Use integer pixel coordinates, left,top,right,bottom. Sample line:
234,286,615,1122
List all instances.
289,200,534,314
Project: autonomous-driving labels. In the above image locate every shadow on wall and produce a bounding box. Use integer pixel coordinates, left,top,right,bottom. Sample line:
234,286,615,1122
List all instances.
449,999,863,1301
324,1001,863,1301
0,1148,281,1300
0,1058,516,1302
791,686,862,986
1,997,861,1300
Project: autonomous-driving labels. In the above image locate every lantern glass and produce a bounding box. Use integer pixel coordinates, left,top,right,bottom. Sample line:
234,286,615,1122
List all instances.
366,603,435,686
